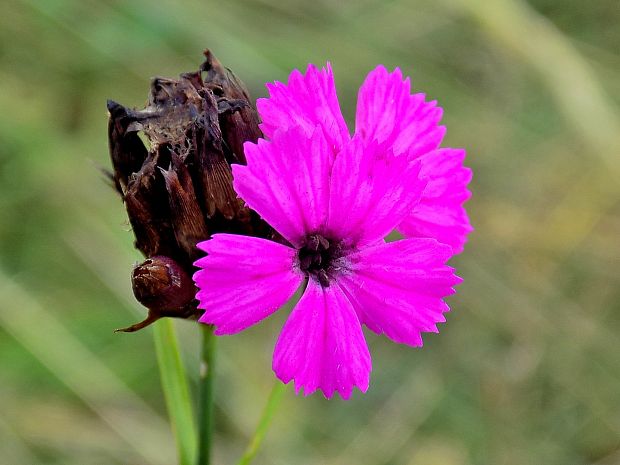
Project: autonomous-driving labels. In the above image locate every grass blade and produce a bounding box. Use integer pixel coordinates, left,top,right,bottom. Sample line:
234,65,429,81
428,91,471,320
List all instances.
153,318,198,465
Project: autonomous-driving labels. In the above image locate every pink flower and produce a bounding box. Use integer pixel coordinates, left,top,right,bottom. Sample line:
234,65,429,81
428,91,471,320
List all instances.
193,63,463,398
258,64,472,253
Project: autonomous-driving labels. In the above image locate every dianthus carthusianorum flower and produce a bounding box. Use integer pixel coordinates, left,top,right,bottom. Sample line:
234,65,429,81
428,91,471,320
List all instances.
193,64,467,399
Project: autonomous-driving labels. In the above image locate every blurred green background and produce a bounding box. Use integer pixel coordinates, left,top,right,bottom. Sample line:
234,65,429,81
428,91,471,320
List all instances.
1,0,620,464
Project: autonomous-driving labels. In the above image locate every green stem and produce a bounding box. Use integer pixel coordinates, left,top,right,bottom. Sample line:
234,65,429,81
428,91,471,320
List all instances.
153,319,197,465
236,382,287,465
197,324,217,465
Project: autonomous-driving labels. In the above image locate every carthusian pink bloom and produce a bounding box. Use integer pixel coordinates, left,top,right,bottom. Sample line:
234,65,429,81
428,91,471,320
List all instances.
258,64,472,253
193,91,462,397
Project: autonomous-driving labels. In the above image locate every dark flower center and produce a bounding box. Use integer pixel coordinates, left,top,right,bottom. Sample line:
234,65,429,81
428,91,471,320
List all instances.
298,234,342,287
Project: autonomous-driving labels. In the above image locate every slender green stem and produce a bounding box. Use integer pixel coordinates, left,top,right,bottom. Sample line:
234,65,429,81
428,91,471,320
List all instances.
236,382,287,465
153,319,197,465
197,324,217,465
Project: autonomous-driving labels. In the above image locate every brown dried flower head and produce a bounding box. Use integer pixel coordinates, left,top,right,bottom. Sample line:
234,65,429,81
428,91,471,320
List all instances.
108,50,271,332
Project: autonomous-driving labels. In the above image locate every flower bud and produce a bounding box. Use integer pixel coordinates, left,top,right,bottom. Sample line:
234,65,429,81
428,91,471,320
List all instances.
116,256,198,333
131,256,196,312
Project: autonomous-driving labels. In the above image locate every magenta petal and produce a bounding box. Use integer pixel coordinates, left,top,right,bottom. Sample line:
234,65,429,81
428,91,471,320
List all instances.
257,63,350,153
234,125,333,246
327,136,427,246
193,234,303,335
338,239,461,347
355,65,445,158
272,280,371,399
399,148,473,253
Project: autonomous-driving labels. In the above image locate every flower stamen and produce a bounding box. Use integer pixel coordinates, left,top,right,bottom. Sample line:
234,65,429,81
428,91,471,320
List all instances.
298,234,340,287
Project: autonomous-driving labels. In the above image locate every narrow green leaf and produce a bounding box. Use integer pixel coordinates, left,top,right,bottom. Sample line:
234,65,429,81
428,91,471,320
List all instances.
237,381,287,465
197,324,217,465
153,319,197,465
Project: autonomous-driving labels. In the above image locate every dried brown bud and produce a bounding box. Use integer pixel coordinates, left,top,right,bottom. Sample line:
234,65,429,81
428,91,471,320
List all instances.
108,50,272,331
131,256,196,312
116,256,198,333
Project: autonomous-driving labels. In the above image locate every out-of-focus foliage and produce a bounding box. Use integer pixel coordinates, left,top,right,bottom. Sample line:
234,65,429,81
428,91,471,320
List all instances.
1,0,619,464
